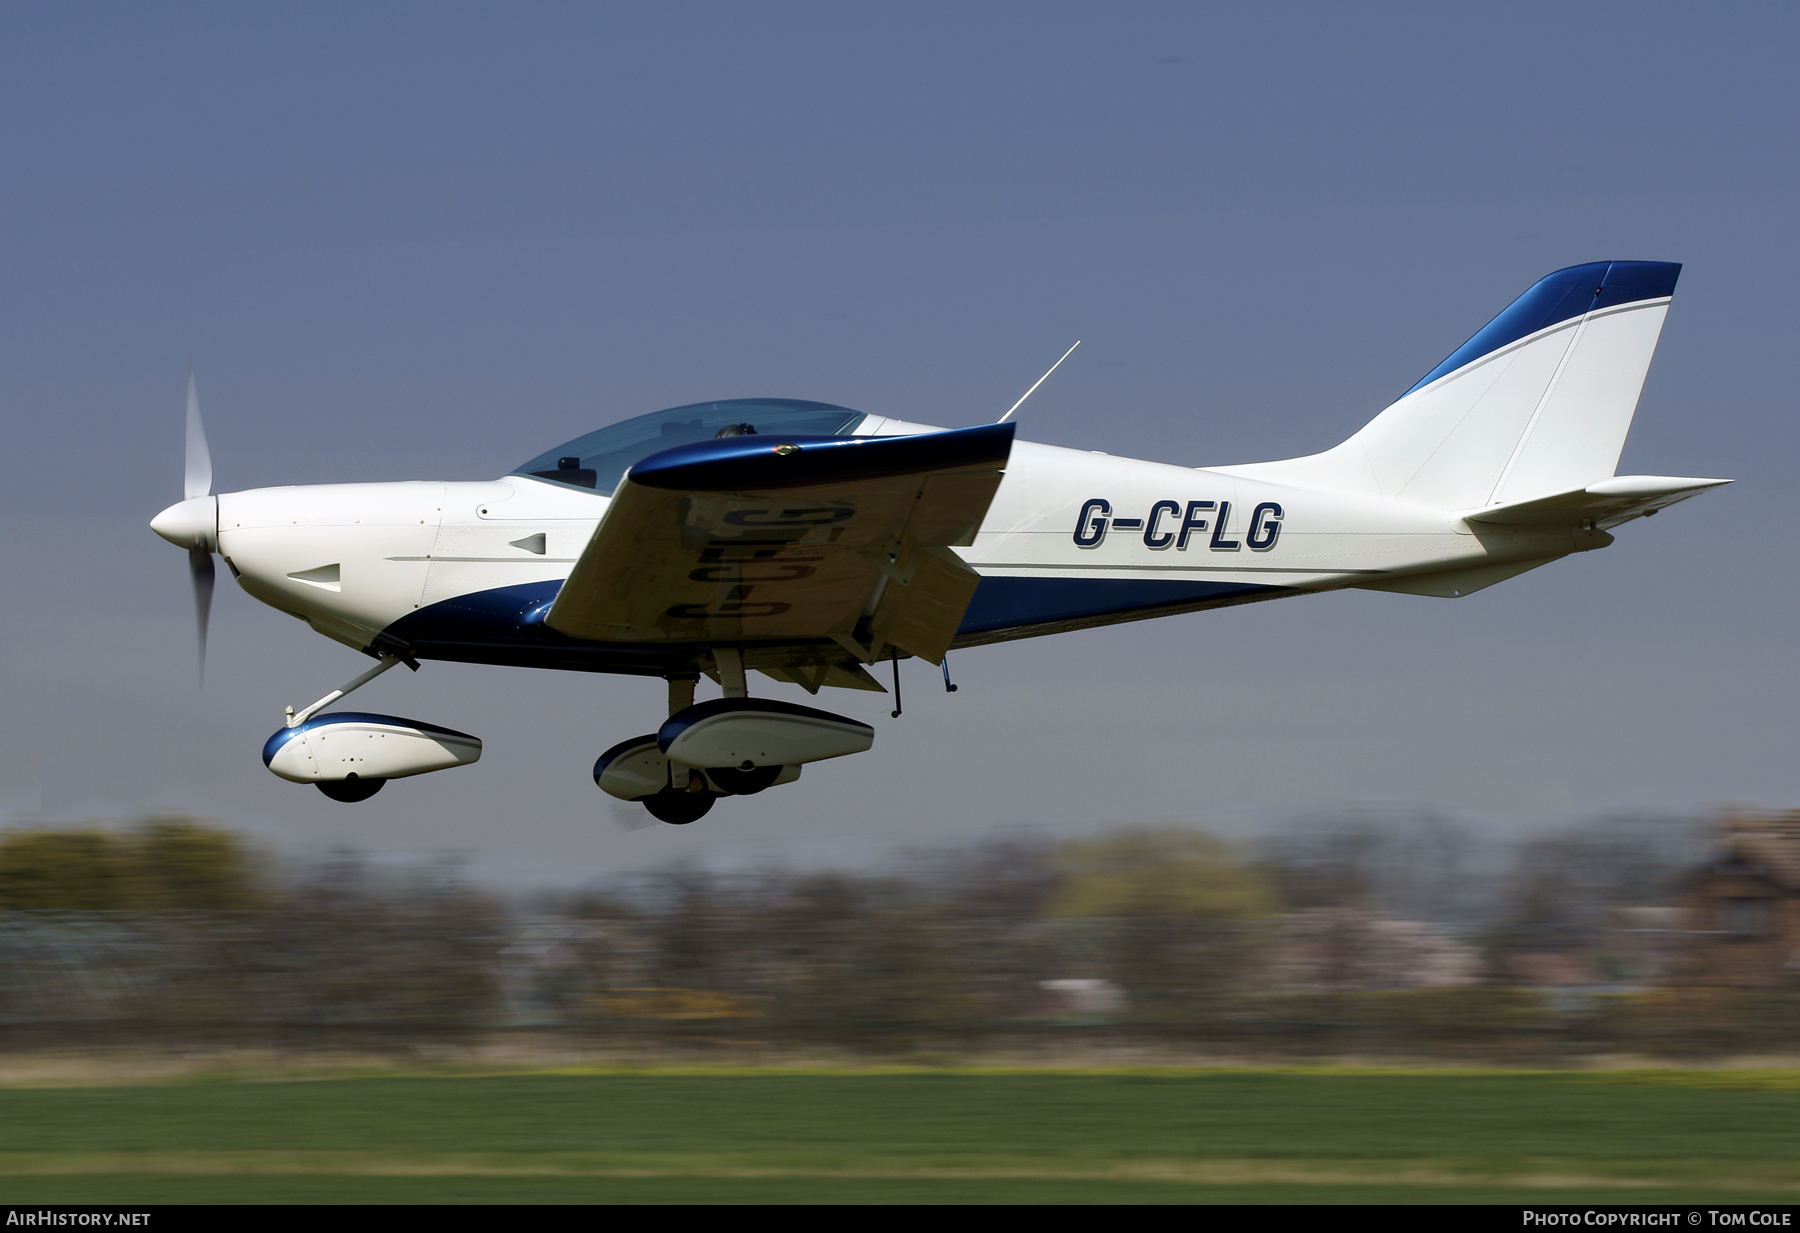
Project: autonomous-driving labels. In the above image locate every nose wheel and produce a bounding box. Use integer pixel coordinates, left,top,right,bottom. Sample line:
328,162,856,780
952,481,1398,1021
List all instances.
316,775,386,802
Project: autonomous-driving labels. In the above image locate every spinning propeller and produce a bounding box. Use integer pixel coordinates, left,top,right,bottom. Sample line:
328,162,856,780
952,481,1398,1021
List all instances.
150,369,219,683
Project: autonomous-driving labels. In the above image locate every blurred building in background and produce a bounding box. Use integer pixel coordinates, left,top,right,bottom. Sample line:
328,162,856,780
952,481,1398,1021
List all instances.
1683,810,1800,987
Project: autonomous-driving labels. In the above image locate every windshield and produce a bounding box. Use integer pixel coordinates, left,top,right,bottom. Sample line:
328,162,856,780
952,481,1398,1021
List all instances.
511,399,869,495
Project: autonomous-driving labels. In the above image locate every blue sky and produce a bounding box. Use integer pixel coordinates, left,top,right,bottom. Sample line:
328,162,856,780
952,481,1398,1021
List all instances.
3,3,1794,883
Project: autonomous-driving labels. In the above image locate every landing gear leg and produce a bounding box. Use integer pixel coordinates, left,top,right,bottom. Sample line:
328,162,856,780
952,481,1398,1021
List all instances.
284,652,412,729
712,647,748,698
665,672,699,791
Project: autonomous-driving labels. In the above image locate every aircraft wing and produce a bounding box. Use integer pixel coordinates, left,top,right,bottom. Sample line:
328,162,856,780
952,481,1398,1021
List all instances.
545,423,1015,664
1463,475,1731,529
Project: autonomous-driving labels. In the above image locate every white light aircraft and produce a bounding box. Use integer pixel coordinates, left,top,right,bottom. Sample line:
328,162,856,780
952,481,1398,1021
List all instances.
152,261,1727,823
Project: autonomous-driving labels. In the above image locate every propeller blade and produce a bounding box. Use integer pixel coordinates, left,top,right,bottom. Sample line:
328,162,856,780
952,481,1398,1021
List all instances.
189,536,215,683
184,368,213,501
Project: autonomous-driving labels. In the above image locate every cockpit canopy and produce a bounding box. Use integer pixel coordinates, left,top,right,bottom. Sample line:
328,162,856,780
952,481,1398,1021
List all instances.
511,399,868,496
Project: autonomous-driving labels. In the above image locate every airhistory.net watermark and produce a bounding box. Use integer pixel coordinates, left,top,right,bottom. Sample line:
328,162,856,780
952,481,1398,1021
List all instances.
5,1215,150,1227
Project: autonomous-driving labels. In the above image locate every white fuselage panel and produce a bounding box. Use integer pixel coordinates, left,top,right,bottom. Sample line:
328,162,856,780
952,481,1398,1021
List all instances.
211,435,1600,655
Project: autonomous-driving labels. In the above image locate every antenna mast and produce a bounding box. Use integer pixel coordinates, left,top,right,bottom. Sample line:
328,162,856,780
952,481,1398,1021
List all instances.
998,341,1081,423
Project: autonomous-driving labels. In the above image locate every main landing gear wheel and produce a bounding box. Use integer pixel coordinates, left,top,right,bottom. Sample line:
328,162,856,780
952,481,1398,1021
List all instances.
642,786,714,825
316,775,386,802
706,764,782,795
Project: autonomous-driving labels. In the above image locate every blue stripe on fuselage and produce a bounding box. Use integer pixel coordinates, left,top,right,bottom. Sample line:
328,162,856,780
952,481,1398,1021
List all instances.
379,573,1287,670
957,575,1283,634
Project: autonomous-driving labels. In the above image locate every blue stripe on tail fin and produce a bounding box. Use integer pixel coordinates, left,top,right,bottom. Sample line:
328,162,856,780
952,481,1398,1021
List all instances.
1403,261,1680,397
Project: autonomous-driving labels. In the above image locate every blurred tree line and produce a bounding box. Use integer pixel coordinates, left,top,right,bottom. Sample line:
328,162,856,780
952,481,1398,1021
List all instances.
0,810,1791,1060
0,819,499,1047
0,821,259,912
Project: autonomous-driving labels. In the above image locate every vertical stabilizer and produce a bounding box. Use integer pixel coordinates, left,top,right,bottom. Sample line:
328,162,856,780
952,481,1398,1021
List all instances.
1219,262,1680,510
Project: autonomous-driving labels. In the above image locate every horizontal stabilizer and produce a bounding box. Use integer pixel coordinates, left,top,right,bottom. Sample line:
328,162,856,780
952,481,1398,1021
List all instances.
1464,475,1730,528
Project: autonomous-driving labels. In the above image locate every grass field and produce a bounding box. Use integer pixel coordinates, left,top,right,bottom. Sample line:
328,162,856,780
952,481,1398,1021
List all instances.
1,1066,1797,1203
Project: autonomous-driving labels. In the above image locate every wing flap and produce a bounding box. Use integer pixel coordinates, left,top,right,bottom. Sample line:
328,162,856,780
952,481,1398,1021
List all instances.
545,423,1013,653
868,546,983,666
753,659,888,694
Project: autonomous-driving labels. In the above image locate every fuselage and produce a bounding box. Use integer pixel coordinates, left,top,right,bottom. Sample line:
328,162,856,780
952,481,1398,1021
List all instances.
144,264,1716,819
166,413,1602,680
